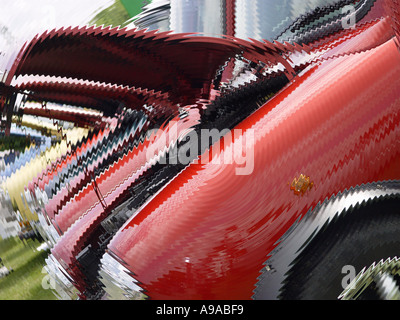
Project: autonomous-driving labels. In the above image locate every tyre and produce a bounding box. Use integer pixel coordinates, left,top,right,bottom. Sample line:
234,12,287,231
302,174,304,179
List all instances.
280,195,400,300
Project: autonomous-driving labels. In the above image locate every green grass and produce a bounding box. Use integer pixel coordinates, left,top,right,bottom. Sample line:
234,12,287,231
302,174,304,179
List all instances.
0,237,57,300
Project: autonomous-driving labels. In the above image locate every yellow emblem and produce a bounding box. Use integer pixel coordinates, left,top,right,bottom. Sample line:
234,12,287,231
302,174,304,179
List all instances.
290,174,314,196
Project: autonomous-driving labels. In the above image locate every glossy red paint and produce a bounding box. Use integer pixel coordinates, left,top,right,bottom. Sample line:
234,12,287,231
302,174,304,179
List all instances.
6,25,305,110
39,15,393,238
107,38,400,299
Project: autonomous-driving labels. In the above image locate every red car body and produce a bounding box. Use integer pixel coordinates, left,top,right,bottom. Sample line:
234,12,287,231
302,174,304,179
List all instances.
2,0,400,300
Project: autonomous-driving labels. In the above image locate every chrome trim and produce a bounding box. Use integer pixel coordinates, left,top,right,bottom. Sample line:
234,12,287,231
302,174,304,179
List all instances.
37,209,60,246
43,254,80,300
30,186,60,246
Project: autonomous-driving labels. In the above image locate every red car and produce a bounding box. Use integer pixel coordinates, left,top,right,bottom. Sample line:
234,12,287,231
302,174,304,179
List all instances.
2,0,400,300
